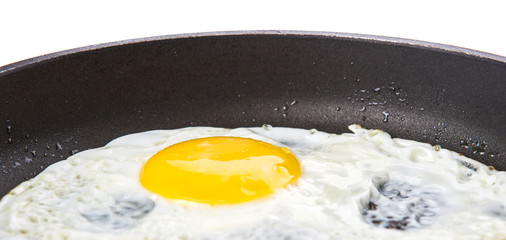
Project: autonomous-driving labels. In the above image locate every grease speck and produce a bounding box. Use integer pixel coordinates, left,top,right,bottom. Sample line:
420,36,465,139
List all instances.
262,124,273,130
382,111,390,123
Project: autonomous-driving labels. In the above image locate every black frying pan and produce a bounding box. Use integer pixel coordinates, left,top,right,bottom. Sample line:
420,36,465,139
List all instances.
0,31,505,197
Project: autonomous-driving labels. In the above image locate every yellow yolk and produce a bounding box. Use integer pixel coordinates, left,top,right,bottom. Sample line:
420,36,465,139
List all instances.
140,137,301,205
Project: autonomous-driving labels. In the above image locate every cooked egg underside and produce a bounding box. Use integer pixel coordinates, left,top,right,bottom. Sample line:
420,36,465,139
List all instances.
0,125,505,240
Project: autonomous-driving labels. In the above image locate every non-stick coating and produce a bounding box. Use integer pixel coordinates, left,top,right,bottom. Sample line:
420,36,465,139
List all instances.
0,32,505,197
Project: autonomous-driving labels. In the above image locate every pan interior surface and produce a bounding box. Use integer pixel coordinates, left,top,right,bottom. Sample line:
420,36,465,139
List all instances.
0,32,505,197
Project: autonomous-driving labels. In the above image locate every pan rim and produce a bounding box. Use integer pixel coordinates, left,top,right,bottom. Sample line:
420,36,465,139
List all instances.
1,30,506,76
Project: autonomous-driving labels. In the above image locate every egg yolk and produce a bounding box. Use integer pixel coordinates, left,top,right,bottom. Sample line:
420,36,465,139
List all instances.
140,137,301,205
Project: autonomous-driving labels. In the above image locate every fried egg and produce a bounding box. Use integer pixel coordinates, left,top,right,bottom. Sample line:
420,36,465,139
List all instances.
0,125,505,240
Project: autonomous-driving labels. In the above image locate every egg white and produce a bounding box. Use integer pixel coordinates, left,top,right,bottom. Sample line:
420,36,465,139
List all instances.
0,125,505,240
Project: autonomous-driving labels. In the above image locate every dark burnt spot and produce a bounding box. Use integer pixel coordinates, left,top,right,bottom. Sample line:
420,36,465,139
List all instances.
460,160,478,172
363,181,441,230
368,202,377,211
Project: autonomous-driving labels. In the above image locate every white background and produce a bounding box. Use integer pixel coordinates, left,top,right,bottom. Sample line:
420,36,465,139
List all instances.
1,0,505,67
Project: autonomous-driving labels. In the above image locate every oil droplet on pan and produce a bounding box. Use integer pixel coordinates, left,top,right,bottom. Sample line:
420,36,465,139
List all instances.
382,111,390,123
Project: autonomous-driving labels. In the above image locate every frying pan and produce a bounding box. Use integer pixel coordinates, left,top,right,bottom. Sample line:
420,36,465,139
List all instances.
0,31,505,198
